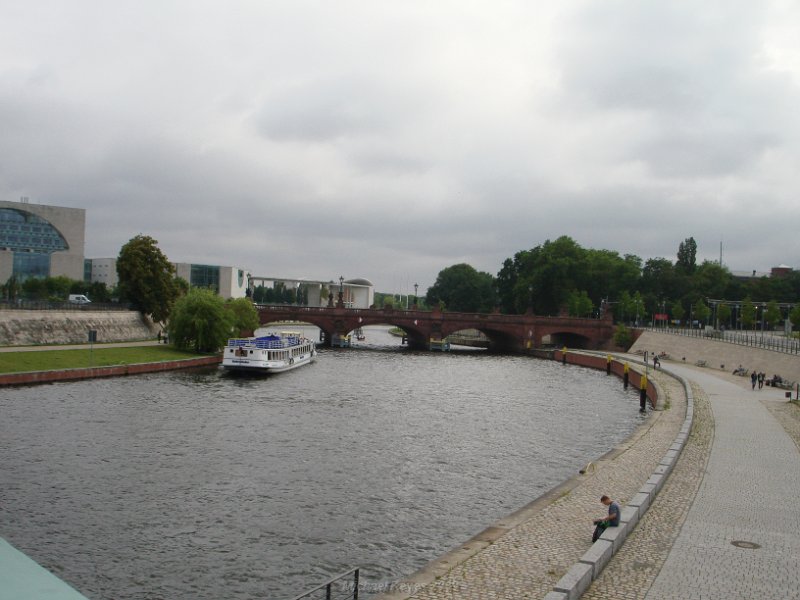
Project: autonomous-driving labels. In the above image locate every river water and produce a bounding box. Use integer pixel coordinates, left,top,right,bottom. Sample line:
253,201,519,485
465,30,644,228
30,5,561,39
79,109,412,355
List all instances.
0,326,642,599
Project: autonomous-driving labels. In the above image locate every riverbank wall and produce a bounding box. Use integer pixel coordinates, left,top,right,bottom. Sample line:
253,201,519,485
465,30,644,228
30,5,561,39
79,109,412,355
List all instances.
0,355,221,387
0,309,158,346
631,330,800,383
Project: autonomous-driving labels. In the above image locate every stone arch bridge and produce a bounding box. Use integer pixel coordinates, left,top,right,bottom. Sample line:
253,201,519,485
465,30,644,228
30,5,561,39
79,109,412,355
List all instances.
256,305,615,352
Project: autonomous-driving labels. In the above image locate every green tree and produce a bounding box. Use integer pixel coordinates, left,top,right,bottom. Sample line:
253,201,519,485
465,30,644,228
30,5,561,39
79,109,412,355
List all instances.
717,303,732,328
117,235,178,323
672,301,685,325
765,301,782,330
2,275,21,301
641,257,681,303
84,281,112,303
169,287,234,352
631,291,646,325
21,277,47,300
46,276,74,300
676,237,697,274
426,263,496,312
613,324,633,348
790,304,800,332
740,297,757,329
567,290,593,317
173,277,190,298
614,290,633,322
226,297,260,336
693,298,711,326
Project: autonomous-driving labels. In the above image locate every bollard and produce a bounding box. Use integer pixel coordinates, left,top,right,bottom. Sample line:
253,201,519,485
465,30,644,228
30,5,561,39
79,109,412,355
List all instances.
562,346,567,365
606,354,612,375
639,373,648,413
623,362,629,390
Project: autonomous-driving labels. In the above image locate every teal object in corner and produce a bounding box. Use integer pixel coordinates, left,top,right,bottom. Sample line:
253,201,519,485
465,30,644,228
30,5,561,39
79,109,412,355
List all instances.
0,538,89,600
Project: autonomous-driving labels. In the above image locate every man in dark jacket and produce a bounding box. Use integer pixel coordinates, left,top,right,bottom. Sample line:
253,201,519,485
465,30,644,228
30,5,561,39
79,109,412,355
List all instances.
592,495,621,542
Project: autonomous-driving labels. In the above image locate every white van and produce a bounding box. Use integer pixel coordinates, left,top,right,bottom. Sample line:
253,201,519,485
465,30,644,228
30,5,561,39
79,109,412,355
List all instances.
68,294,92,304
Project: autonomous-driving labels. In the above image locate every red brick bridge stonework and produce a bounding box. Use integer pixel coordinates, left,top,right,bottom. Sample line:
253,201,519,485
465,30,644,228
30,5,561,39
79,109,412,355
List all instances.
257,305,615,352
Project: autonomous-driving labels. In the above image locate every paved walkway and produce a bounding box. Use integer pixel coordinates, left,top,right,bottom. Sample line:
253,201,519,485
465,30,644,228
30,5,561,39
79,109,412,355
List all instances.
646,365,800,599
585,364,800,599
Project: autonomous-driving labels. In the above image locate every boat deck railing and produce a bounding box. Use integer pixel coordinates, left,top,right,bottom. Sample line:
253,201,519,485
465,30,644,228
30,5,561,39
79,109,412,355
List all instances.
227,337,304,349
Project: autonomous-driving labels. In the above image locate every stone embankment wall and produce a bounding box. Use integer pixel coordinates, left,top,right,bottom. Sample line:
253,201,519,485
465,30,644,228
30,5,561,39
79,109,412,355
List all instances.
631,330,800,383
0,356,221,387
0,310,158,346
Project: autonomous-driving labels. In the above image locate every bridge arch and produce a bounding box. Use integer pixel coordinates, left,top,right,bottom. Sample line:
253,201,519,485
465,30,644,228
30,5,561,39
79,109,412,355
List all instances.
254,305,614,352
542,331,593,349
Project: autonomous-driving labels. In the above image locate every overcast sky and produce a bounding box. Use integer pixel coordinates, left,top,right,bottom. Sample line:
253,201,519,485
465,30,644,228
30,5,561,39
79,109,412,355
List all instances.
2,1,799,293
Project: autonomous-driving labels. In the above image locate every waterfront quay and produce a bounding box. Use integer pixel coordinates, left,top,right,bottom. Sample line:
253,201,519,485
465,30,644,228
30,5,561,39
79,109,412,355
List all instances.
0,335,638,600
373,356,685,600
3,329,800,598
374,331,800,600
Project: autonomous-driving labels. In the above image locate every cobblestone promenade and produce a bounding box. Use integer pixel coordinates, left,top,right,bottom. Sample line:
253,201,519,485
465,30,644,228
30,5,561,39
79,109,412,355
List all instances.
378,360,800,600
642,366,799,599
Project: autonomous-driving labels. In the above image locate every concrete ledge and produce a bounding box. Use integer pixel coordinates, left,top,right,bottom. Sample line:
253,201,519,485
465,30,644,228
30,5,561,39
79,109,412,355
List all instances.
647,473,664,494
553,562,593,600
628,491,651,517
580,539,613,579
620,505,639,528
599,523,627,553
639,482,656,497
659,454,676,471
543,592,569,600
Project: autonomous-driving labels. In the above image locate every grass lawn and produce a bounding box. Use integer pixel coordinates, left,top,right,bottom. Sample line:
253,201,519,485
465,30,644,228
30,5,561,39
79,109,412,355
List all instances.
0,346,211,374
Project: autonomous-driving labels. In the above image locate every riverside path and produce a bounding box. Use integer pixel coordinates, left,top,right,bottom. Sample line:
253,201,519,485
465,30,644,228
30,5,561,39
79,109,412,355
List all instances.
642,365,800,599
584,363,800,600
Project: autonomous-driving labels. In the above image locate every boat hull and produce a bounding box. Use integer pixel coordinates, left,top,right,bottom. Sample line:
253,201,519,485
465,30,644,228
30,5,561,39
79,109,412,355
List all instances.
222,351,315,374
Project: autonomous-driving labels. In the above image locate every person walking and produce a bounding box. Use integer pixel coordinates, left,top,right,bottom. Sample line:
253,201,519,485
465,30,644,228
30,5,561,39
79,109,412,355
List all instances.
751,371,757,390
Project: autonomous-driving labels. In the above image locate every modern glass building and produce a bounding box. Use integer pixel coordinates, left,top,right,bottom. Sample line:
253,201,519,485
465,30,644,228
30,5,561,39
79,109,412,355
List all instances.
0,199,86,282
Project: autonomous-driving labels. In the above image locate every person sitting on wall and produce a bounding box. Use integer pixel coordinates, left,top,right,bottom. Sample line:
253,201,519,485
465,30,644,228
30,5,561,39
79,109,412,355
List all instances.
592,495,621,542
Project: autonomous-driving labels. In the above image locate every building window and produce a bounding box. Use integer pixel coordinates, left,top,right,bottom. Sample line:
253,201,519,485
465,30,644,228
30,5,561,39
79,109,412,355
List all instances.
190,264,220,293
13,252,51,280
1,208,69,281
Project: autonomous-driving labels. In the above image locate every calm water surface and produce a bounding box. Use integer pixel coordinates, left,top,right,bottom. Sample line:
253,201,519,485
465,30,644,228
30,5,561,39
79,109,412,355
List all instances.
0,326,642,599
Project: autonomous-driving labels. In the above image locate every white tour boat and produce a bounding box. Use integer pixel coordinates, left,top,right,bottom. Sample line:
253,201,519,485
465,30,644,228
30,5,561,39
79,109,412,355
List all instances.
222,331,316,374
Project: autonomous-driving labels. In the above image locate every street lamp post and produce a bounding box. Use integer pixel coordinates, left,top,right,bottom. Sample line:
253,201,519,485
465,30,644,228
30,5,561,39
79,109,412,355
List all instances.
338,276,344,307
414,283,418,308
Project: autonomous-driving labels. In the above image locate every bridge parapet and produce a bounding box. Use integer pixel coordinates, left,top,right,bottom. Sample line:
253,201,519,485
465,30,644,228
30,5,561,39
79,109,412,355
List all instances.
255,305,614,351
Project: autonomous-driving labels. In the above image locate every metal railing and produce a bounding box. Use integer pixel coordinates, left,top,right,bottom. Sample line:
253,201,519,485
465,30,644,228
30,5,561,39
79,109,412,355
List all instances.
290,568,360,600
644,326,800,355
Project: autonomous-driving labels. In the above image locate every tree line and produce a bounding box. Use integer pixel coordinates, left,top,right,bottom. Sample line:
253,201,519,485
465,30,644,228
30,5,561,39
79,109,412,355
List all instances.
425,235,800,329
